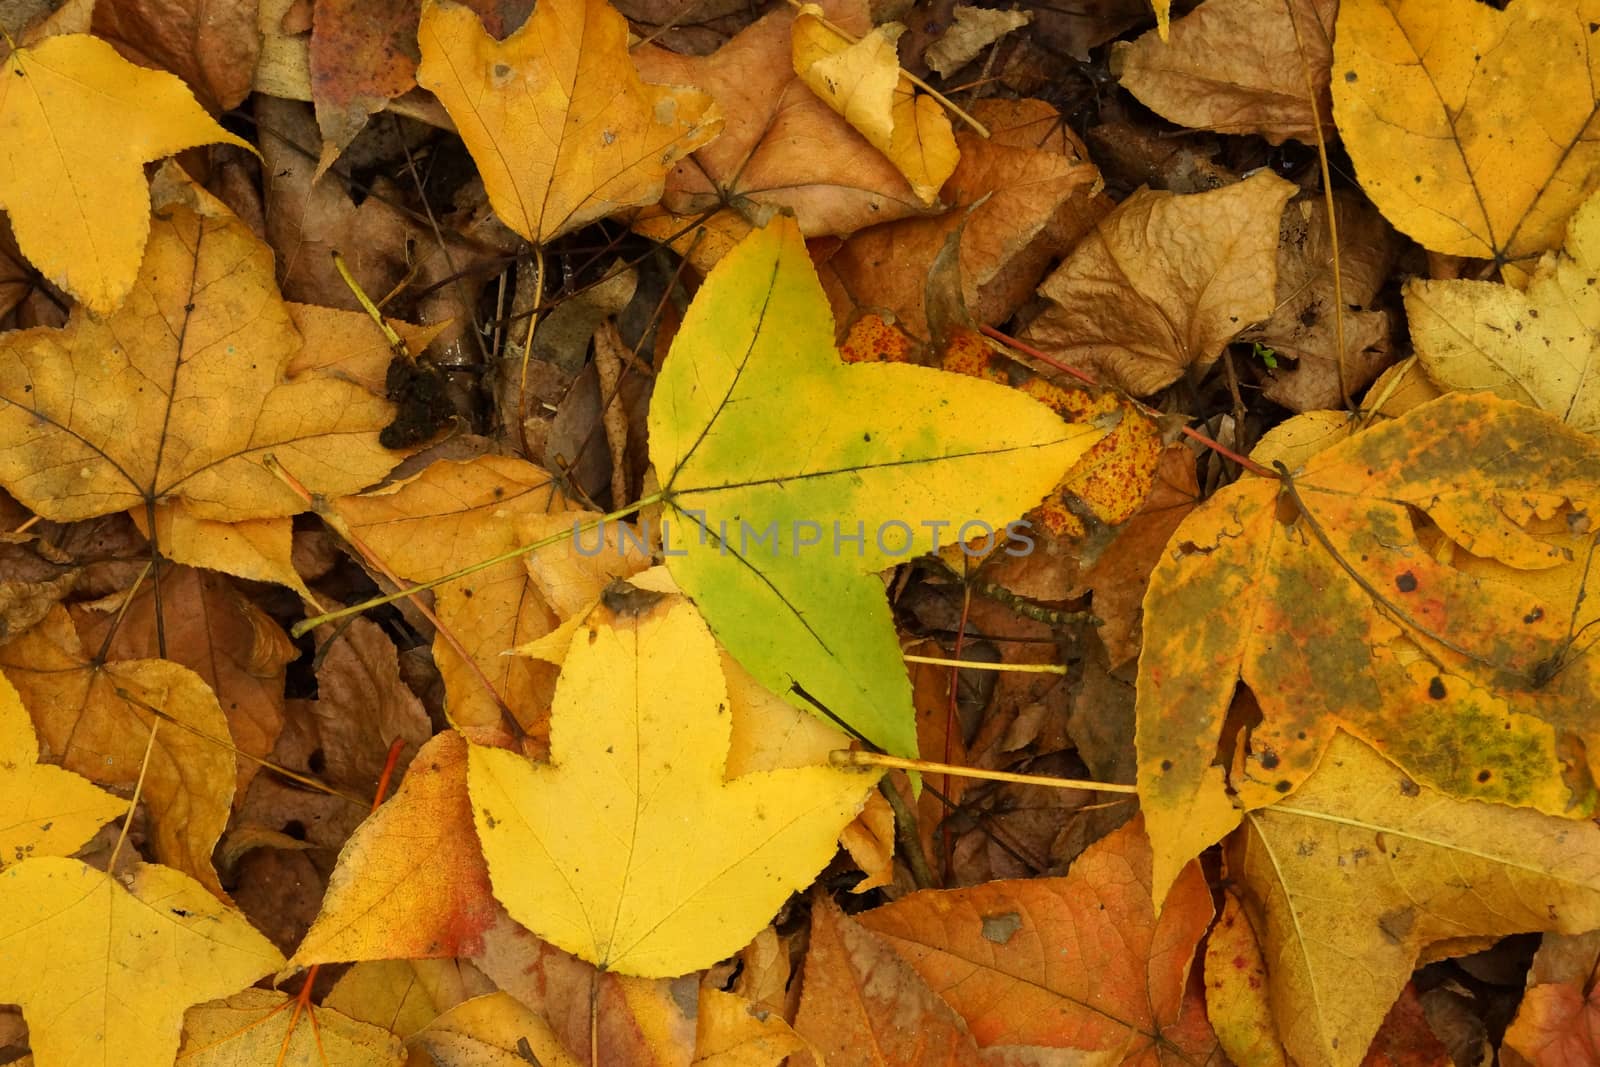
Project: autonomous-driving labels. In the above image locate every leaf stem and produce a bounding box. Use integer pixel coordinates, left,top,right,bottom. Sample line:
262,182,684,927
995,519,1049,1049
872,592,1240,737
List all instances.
904,653,1066,674
832,750,1138,793
289,492,665,637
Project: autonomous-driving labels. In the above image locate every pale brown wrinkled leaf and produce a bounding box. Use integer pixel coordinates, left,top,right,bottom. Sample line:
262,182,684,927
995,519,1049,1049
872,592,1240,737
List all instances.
1115,0,1335,146
1023,171,1295,395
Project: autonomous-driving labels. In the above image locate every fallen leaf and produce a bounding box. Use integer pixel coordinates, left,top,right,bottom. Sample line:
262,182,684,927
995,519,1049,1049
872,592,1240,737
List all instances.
335,455,569,735
924,7,1031,77
1022,171,1296,395
0,857,282,1066
1115,0,1335,145
791,7,958,205
858,818,1217,1063
324,957,495,1062
1204,891,1289,1067
1228,731,1600,1067
73,566,295,802
416,0,722,244
292,731,498,966
632,0,927,241
410,991,581,1067
1245,192,1400,413
1408,186,1600,435
470,590,874,977
92,0,263,111
1138,393,1600,902
473,909,699,1066
0,165,400,525
178,988,405,1066
694,988,806,1067
0,667,124,868
794,896,991,1066
1502,931,1600,1066
134,504,316,601
0,605,238,894
309,0,422,173
309,618,432,794
648,216,1105,756
0,34,249,312
820,98,1103,339
1331,0,1600,268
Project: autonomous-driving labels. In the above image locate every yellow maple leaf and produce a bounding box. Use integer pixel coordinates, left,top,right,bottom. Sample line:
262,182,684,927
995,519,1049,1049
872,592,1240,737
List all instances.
1231,731,1600,1067
416,0,723,245
177,988,404,1066
791,6,958,205
0,668,123,869
0,33,249,313
0,857,282,1066
468,587,877,978
0,164,400,525
1332,0,1600,269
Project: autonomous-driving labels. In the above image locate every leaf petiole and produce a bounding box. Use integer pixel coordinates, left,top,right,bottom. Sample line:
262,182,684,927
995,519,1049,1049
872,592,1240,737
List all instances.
832,750,1138,794
290,492,665,637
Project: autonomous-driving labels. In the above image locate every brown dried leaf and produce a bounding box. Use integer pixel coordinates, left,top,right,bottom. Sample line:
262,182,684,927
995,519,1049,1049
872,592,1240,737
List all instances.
93,0,263,111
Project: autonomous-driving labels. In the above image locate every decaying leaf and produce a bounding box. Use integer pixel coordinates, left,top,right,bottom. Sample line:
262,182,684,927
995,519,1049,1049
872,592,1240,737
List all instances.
648,217,1105,756
1023,171,1295,395
1115,0,1335,146
1230,731,1600,1067
1332,0,1600,268
1138,393,1600,903
1204,892,1289,1067
0,34,248,312
791,7,958,205
0,165,399,525
416,0,722,244
469,591,876,977
1408,186,1600,435
92,0,263,112
0,857,282,1066
1502,931,1600,1066
859,818,1217,1063
0,668,123,869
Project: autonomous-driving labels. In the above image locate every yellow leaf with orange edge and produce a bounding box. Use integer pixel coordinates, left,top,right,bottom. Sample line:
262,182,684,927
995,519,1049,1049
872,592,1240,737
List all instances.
469,587,877,977
416,0,722,245
0,668,123,869
0,34,249,313
792,6,958,204
1137,393,1600,904
0,857,281,1067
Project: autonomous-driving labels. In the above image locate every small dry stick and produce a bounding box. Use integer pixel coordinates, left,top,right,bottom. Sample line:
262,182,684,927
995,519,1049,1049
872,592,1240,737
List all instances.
904,653,1066,674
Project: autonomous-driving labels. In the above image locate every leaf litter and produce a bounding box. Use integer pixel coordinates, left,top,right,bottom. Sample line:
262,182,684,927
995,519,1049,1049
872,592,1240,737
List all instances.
0,0,1598,1062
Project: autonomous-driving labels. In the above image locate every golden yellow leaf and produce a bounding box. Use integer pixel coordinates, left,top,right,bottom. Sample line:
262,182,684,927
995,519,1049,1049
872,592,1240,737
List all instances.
0,34,248,313
410,992,581,1067
1204,892,1288,1067
416,0,722,245
0,857,282,1067
1332,0,1600,267
0,605,237,895
1022,171,1296,395
469,589,877,977
0,165,400,525
0,668,123,868
694,988,807,1067
1138,393,1600,904
1408,186,1600,435
324,958,492,1048
1230,731,1600,1067
135,504,316,602
178,989,404,1066
791,7,958,205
